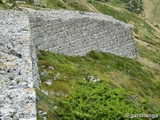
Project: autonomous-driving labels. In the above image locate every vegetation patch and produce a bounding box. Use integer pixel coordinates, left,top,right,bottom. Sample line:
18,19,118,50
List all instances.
120,0,143,14
46,0,66,9
56,81,145,119
25,0,34,5
67,1,89,11
37,51,160,119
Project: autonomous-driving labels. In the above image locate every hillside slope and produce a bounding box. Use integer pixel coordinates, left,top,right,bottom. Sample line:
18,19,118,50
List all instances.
143,0,160,24
12,0,160,119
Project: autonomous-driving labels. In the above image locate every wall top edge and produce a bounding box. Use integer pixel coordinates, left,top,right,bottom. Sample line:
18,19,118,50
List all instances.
0,9,132,29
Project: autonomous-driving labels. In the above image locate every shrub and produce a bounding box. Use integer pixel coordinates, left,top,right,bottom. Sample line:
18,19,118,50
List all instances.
120,0,144,14
55,81,144,119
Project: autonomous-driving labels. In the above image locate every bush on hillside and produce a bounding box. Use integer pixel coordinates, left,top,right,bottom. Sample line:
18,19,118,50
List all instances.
55,80,151,119
120,0,143,14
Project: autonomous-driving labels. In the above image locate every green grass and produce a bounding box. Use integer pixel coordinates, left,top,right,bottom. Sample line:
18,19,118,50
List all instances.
0,3,8,9
37,51,160,119
105,0,125,8
36,89,62,120
46,0,66,9
38,51,155,83
56,81,149,119
137,44,160,64
30,0,91,11
67,1,89,11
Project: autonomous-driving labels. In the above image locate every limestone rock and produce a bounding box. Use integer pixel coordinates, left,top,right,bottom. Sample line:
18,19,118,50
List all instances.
87,75,100,82
0,95,4,104
36,95,40,102
38,110,47,116
44,79,52,85
54,73,60,80
48,66,54,70
41,90,48,95
40,70,46,76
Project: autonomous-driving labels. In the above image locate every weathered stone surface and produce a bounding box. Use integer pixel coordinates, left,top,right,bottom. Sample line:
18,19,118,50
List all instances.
54,73,60,80
41,90,48,95
38,110,47,116
0,9,137,120
44,79,52,85
1,88,36,120
0,10,37,120
28,9,137,58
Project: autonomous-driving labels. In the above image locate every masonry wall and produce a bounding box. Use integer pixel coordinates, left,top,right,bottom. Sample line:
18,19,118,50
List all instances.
0,9,137,120
0,10,36,120
29,10,137,58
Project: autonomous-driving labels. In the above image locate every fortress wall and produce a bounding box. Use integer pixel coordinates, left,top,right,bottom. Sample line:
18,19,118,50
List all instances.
0,11,36,120
0,9,137,120
29,10,137,58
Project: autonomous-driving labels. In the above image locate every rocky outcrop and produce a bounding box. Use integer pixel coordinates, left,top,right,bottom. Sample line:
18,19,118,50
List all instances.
0,9,137,120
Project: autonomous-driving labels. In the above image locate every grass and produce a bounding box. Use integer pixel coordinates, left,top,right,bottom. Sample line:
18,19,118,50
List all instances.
37,51,160,119
0,3,8,9
105,0,125,8
137,44,160,64
46,0,67,9
29,0,91,11
143,0,160,24
36,89,61,120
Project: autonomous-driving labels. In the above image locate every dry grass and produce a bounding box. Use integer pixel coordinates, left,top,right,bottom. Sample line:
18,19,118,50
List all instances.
143,0,160,24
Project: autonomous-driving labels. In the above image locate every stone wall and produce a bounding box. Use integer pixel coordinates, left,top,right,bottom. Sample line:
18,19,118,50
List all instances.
29,10,137,58
0,10,36,120
0,9,137,120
